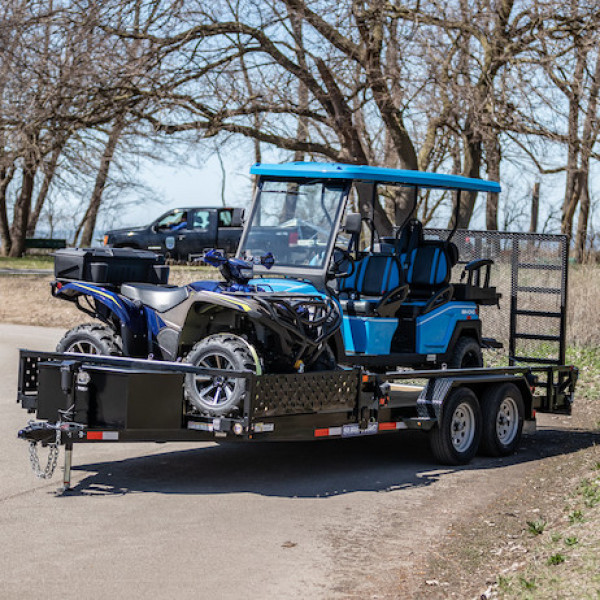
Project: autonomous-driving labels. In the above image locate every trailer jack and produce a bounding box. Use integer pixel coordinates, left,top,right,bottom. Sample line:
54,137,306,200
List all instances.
19,421,84,493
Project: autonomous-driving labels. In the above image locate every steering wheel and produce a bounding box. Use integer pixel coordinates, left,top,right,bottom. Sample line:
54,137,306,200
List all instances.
330,246,356,280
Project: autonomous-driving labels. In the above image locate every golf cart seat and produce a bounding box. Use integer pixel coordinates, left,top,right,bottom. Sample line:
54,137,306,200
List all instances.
338,254,408,316
402,240,459,314
121,283,190,312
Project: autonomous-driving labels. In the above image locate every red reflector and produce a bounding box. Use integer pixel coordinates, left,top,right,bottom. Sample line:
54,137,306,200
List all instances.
289,232,299,245
314,428,329,437
379,422,396,431
467,315,471,320
532,410,536,418
87,431,103,440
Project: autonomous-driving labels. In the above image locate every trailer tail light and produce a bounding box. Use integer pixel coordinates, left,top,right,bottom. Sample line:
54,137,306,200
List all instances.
56,282,63,290
289,232,299,245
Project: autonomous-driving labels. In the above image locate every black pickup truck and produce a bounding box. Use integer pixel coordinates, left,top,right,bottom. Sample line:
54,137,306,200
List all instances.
103,207,244,260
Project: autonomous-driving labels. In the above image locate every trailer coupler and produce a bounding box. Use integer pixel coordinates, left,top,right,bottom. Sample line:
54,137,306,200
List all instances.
19,421,85,490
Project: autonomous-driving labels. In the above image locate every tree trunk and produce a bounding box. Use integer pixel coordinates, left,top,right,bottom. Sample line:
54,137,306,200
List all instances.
561,42,585,238
27,143,63,237
529,182,540,233
574,48,600,262
79,118,126,247
0,165,15,256
574,174,590,262
9,154,37,257
450,127,482,229
484,134,501,230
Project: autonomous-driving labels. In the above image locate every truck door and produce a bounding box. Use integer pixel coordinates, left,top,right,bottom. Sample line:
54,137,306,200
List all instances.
216,208,243,254
175,209,216,260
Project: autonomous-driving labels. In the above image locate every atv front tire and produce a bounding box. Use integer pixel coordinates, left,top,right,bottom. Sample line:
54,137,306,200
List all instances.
56,323,123,355
184,334,261,416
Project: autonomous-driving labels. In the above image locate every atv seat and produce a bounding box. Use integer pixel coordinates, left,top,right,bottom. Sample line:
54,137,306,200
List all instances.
121,283,189,313
338,254,408,316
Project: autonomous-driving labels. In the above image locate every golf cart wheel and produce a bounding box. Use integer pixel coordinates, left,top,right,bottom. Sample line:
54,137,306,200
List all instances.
56,323,122,355
184,334,261,416
479,383,524,457
429,387,482,465
448,336,483,369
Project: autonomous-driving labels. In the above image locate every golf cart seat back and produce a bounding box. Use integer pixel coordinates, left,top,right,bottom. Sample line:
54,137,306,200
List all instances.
401,240,459,315
338,254,406,315
121,283,190,313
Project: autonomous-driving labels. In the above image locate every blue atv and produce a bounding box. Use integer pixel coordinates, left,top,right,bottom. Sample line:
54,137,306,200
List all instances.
52,162,501,416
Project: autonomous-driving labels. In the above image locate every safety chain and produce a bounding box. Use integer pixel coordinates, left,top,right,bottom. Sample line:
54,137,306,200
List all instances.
28,427,61,480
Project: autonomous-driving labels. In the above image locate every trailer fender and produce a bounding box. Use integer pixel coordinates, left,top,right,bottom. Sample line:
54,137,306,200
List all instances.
416,375,535,422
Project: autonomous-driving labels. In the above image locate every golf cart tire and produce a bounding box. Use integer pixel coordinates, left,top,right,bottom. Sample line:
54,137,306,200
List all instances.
56,323,123,356
184,334,259,416
479,383,524,457
429,387,482,465
448,336,483,369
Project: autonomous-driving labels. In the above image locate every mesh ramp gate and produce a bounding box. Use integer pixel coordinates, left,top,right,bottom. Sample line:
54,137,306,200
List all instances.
425,229,568,367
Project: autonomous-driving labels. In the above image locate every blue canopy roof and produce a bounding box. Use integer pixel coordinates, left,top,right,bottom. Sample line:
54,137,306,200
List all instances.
250,162,501,193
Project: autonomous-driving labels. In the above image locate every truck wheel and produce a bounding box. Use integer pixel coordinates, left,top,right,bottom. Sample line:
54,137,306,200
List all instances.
448,336,483,369
184,334,260,416
56,323,122,355
479,383,524,457
429,387,482,465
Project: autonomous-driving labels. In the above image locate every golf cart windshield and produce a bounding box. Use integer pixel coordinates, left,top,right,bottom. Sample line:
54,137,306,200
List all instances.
239,179,346,269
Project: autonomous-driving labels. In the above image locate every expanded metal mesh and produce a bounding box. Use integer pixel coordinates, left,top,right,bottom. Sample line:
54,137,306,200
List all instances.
425,229,568,366
250,370,358,417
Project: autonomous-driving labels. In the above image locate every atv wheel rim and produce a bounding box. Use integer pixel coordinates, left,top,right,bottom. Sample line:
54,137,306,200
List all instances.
496,396,518,445
451,402,476,453
194,353,237,407
65,341,100,354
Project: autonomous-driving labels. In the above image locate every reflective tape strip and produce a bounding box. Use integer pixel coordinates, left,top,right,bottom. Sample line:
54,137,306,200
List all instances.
314,426,343,437
314,422,408,437
86,431,119,440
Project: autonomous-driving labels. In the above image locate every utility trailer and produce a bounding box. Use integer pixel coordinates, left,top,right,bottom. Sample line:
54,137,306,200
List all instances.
14,161,580,490
17,349,577,491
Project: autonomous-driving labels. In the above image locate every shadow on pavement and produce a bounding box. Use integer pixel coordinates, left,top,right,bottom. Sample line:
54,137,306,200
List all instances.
63,426,600,498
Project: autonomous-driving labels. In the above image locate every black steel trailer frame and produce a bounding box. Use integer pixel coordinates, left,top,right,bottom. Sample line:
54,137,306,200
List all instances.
17,349,578,491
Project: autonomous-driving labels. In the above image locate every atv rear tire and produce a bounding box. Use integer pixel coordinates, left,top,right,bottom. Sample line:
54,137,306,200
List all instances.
56,323,122,355
184,334,261,416
448,336,483,369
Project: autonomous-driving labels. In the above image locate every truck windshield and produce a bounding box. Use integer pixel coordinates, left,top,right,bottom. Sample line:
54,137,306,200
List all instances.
240,180,345,268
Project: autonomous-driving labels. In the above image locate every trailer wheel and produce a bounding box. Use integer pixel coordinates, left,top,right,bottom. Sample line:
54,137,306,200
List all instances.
56,323,122,355
479,383,524,457
448,336,483,369
184,334,260,416
429,387,482,465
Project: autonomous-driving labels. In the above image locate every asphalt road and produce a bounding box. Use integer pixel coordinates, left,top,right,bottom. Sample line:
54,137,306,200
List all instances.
0,323,591,599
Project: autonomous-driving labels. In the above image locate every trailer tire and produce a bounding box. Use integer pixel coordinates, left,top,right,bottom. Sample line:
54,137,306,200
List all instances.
429,387,482,465
448,336,483,369
479,383,524,457
184,334,260,416
56,323,123,356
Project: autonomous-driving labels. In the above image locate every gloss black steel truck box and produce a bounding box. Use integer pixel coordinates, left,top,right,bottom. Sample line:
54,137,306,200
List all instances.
54,247,169,285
